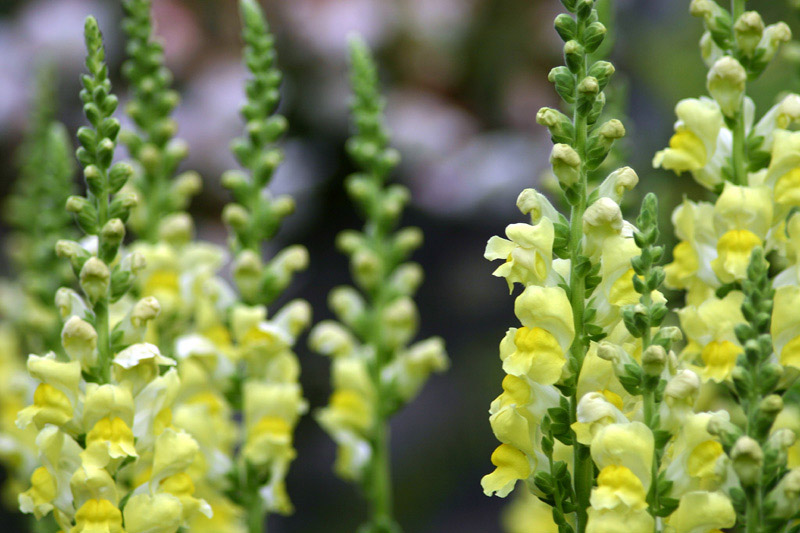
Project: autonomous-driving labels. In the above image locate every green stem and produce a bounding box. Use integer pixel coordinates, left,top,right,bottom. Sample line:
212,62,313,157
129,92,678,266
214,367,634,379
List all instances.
730,0,748,186
247,494,265,533
95,177,111,383
366,415,394,530
568,13,592,533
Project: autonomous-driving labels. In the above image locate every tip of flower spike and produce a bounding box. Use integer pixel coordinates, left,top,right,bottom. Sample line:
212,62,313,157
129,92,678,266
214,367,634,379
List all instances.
239,0,266,31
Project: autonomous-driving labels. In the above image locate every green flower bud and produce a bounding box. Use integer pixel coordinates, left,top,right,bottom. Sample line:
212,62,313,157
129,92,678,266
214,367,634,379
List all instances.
352,248,382,290
164,138,189,164
588,61,615,91
536,107,574,145
222,203,250,232
272,195,296,218
642,344,667,376
564,40,584,73
394,227,424,255
336,230,365,255
139,143,161,174
100,219,125,261
233,249,263,297
550,144,582,188
583,22,607,53
707,56,746,117
389,262,424,296
158,213,194,246
731,436,764,487
554,14,576,42
108,162,133,194
62,315,98,367
381,297,419,348
765,468,800,519
84,165,103,196
329,286,366,327
734,11,764,57
172,171,202,199
80,257,111,304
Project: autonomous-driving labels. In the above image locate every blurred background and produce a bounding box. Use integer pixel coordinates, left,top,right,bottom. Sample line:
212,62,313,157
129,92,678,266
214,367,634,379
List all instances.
1,0,800,531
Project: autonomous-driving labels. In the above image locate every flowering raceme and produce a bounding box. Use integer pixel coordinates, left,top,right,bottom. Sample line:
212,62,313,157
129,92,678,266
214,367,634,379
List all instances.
484,1,800,533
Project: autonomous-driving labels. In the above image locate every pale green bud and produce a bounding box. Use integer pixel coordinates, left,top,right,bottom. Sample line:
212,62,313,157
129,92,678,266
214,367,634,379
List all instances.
757,22,792,65
172,171,202,198
516,188,560,223
734,12,764,57
139,143,161,173
336,230,364,254
707,56,746,117
131,297,161,328
62,316,98,367
665,369,700,401
550,143,581,188
309,320,357,358
765,468,800,519
233,250,263,297
389,263,424,296
158,213,194,246
394,227,424,255
352,249,382,289
760,394,784,418
597,119,625,140
100,219,125,253
272,195,296,218
329,286,366,326
382,297,419,348
597,167,638,203
222,203,249,231
164,138,189,163
642,345,667,376
55,288,90,321
731,436,764,487
80,257,110,304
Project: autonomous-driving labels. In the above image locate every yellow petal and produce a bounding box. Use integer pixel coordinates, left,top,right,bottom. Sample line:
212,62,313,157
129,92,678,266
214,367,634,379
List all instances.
481,444,531,498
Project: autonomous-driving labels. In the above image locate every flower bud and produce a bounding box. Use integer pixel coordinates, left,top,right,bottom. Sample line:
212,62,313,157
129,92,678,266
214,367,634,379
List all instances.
536,107,574,145
100,218,125,251
108,162,134,194
765,468,800,519
352,249,382,289
597,119,625,140
550,144,582,188
222,203,249,231
56,288,89,321
564,40,584,73
329,286,366,326
84,165,103,195
336,230,364,254
80,257,110,304
642,345,667,376
272,195,296,218
172,171,202,198
394,227,424,255
758,22,792,65
131,297,161,328
516,188,559,223
309,321,357,358
233,249,263,297
382,297,418,348
731,436,764,486
62,316,98,367
665,370,700,402
389,263,424,296
734,12,764,57
707,56,746,117
597,167,638,203
158,213,194,246
165,138,189,163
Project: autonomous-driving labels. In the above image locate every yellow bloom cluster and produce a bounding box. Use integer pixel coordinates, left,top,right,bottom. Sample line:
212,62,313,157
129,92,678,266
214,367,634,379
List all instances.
17,297,211,532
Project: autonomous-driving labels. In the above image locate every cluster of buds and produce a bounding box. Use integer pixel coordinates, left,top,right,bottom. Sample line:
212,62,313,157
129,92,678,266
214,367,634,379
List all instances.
651,0,800,530
15,17,210,533
308,37,448,532
118,0,201,242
